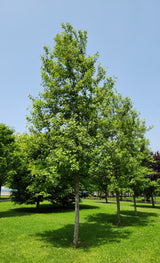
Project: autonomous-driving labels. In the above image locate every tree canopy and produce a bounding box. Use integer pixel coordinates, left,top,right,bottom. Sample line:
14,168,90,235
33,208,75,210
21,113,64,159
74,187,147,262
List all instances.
27,22,117,248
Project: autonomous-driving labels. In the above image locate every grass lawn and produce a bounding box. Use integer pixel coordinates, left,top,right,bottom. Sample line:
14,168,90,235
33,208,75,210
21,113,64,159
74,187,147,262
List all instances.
0,198,160,263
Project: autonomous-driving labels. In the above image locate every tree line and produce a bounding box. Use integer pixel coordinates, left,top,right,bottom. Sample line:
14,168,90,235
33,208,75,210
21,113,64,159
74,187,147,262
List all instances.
0,23,160,248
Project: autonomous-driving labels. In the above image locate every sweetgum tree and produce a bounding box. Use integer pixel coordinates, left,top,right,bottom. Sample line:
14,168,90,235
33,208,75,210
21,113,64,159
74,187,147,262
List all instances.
91,93,151,225
128,138,153,215
108,98,152,225
27,23,115,248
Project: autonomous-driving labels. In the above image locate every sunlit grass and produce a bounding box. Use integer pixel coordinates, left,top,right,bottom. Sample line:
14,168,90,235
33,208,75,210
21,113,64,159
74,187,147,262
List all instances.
0,199,160,262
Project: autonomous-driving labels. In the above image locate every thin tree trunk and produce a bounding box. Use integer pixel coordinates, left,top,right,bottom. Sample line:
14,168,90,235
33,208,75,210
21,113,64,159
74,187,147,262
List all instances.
73,174,79,248
0,184,2,197
151,195,155,208
145,196,150,202
133,195,137,216
116,190,121,226
36,196,40,212
105,187,108,203
120,191,123,201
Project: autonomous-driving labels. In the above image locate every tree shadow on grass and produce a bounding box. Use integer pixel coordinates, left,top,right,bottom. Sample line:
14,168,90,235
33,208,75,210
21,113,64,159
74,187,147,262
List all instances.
0,207,35,218
36,212,146,249
35,222,130,250
0,198,10,202
87,210,157,228
33,208,157,249
0,203,99,218
132,203,160,209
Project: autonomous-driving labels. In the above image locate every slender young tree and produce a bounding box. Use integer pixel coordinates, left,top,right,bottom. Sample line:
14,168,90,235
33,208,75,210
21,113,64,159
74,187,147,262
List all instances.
97,95,135,226
94,93,151,226
129,137,154,214
27,23,115,248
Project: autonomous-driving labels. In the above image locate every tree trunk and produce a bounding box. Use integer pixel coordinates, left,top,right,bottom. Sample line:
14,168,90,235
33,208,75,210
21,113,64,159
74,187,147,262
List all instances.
120,191,123,201
36,196,40,212
0,184,2,197
151,195,155,208
116,190,121,226
73,174,79,248
105,187,108,203
133,195,137,216
145,195,150,202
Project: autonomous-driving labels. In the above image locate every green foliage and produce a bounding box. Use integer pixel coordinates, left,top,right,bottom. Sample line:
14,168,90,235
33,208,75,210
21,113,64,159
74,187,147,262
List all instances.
26,22,117,246
89,91,152,223
143,152,160,202
9,133,75,208
9,134,34,205
0,123,16,193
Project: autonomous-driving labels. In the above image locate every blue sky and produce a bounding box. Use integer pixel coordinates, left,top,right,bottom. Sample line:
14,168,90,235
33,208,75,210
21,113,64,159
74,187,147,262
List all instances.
0,0,160,151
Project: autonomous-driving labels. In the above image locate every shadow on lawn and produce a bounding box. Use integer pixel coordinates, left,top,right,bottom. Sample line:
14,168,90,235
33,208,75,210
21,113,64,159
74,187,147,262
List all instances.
0,203,98,218
0,207,35,218
35,222,130,249
133,203,160,209
87,210,157,227
35,209,158,249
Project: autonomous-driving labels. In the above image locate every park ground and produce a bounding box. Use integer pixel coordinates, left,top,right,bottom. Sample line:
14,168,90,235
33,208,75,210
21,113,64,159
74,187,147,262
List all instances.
0,197,160,263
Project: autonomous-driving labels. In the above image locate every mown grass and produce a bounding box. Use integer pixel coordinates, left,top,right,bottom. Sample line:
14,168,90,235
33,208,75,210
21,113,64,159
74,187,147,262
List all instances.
0,198,160,263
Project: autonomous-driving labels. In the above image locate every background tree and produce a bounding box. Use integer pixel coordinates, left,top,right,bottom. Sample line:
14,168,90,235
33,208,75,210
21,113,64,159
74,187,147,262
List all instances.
150,152,160,178
128,140,153,215
90,154,112,203
9,134,32,205
9,133,48,211
9,133,74,211
0,123,16,196
94,93,151,226
143,151,160,207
